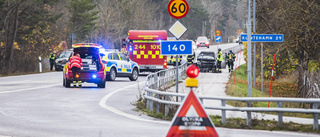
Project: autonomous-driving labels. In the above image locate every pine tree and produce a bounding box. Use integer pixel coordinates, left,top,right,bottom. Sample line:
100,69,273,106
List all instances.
67,0,99,42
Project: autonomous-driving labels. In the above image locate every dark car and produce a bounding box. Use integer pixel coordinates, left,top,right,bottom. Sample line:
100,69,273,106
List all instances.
195,51,217,72
55,49,72,71
63,43,106,88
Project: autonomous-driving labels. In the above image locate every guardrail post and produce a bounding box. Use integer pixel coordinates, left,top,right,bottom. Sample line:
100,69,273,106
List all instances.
277,101,283,128
149,91,153,112
155,74,158,89
156,93,159,113
165,95,169,117
146,90,150,110
246,102,252,126
313,103,319,131
221,100,226,124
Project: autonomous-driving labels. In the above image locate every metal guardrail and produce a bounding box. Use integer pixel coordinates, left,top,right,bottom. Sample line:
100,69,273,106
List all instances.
144,87,320,130
145,62,188,90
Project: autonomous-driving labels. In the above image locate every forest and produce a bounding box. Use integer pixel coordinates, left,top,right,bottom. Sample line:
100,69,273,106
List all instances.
0,0,245,74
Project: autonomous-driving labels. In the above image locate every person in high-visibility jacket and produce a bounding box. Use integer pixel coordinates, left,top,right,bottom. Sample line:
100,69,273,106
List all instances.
69,53,83,87
121,44,128,55
49,51,57,71
187,53,195,65
216,48,223,73
172,55,182,66
227,50,236,73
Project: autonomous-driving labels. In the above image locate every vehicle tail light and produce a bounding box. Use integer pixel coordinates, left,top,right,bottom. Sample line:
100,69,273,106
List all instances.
76,74,79,78
163,60,167,69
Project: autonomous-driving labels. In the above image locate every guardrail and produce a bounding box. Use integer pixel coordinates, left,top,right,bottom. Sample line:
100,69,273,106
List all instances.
144,87,320,131
145,62,188,90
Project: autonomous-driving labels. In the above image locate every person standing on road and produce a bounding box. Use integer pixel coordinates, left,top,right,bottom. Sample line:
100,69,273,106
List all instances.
69,53,83,87
187,53,195,65
216,48,223,73
227,50,236,73
49,51,57,71
121,44,128,56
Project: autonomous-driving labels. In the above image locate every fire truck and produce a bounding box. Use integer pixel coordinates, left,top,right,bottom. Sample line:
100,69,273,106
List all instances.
126,30,167,72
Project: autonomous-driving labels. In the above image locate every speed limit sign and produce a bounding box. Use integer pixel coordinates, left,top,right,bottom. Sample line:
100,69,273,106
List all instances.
168,0,189,19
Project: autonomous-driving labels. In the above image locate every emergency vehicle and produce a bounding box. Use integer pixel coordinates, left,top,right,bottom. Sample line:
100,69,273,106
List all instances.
126,30,167,72
100,50,139,81
63,43,106,88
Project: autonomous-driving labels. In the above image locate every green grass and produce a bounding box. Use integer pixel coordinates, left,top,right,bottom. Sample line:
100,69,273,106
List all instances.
227,64,316,118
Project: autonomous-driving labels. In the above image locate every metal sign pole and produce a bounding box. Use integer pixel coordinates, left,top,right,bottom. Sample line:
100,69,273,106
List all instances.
261,43,263,92
176,54,179,102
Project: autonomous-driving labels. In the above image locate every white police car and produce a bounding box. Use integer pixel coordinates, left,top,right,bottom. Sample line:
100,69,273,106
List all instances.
100,51,139,81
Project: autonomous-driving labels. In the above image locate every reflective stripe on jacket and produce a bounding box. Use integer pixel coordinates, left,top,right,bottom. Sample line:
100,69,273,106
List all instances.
69,55,83,69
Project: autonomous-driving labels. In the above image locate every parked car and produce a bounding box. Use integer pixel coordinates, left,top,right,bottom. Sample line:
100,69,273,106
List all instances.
55,49,72,71
63,43,106,88
195,51,216,72
100,51,139,81
196,36,210,48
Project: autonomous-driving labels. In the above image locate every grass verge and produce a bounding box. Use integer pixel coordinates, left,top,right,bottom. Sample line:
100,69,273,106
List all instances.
210,115,320,133
227,64,315,118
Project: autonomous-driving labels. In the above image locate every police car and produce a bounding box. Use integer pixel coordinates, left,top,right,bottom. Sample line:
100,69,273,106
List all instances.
100,50,139,81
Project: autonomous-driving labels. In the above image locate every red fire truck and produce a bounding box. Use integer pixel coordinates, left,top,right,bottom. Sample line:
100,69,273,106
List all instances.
126,30,167,72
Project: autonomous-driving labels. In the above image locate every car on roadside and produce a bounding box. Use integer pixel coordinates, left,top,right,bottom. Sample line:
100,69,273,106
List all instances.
63,43,106,88
195,51,217,72
100,51,139,81
196,36,210,48
55,49,72,71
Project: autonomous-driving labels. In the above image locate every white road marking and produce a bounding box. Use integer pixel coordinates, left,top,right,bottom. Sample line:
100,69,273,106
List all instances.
99,82,170,125
0,83,61,94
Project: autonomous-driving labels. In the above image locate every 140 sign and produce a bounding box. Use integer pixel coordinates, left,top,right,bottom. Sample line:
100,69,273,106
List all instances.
168,0,189,19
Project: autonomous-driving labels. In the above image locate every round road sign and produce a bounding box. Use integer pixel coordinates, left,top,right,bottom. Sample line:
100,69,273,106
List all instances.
215,30,221,36
168,0,189,19
238,29,242,34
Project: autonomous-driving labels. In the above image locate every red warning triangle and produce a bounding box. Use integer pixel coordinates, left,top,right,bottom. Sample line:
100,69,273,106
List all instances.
166,89,219,137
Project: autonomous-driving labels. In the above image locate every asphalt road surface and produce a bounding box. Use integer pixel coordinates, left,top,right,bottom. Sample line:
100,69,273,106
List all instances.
0,43,318,137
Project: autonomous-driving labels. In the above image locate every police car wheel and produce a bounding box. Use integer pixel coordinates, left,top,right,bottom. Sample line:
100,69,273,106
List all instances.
63,78,65,87
107,68,116,81
129,68,138,81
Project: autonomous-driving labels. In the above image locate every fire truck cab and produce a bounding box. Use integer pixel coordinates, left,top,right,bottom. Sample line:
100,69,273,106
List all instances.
126,30,167,72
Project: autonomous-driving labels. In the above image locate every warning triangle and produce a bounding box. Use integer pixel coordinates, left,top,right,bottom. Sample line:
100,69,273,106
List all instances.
166,89,219,137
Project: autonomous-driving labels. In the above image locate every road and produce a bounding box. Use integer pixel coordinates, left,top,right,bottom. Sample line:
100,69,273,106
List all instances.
0,43,318,137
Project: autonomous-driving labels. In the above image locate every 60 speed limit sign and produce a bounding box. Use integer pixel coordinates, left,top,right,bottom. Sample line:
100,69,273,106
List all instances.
168,0,189,19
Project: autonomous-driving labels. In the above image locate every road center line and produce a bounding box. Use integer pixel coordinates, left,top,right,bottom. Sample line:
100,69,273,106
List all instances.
0,83,61,94
99,81,170,125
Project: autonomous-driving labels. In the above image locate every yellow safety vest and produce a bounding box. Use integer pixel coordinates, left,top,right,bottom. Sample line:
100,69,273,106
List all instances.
217,51,223,61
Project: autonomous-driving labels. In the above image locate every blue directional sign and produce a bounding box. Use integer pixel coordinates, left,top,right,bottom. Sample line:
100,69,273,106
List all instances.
240,34,283,42
160,40,192,55
215,36,221,43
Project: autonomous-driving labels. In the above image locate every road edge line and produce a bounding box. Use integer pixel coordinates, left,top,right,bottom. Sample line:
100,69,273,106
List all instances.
99,82,170,125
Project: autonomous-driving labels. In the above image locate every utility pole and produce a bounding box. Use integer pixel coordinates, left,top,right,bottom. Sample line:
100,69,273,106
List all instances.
247,0,252,127
247,0,252,97
253,0,256,87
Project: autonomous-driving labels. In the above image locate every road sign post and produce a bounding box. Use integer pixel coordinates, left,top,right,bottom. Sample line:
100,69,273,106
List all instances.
168,0,189,100
215,30,221,53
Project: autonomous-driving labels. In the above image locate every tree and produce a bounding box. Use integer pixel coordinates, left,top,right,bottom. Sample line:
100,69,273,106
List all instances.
67,0,99,42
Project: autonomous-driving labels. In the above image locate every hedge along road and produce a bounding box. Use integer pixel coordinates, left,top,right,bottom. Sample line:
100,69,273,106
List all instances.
0,44,318,137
